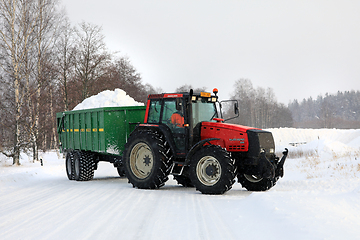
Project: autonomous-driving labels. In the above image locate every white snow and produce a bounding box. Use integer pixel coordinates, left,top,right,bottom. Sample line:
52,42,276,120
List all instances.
1,128,360,240
73,88,144,110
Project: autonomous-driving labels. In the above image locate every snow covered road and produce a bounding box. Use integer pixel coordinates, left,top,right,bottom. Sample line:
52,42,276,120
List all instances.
1,157,360,240
2,128,360,240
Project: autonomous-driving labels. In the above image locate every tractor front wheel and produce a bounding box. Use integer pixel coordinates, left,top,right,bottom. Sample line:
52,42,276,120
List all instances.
189,145,236,194
237,173,278,191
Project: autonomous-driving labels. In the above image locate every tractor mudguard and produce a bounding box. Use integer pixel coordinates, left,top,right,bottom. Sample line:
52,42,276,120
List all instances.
184,138,220,165
132,124,178,158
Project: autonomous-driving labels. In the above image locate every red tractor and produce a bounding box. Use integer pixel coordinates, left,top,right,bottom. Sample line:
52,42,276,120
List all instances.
123,89,288,194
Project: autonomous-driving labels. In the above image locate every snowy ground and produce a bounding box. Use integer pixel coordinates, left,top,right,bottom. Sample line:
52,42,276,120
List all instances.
1,128,360,240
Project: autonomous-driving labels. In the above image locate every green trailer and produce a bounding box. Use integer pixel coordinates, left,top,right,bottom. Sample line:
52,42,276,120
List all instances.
56,106,146,180
57,89,288,194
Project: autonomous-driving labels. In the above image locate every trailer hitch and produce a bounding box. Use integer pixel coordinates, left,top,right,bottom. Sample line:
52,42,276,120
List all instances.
275,148,288,178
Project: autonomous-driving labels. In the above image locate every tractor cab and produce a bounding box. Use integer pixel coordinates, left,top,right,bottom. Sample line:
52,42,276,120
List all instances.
143,89,233,158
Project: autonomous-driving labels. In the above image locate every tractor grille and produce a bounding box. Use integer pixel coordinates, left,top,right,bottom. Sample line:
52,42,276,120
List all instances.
246,129,275,158
228,145,246,151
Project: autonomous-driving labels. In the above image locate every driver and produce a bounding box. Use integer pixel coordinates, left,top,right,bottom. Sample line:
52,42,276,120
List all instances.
170,111,184,128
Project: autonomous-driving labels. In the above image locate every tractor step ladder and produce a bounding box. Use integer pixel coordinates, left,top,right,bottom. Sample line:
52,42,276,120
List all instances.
170,161,185,175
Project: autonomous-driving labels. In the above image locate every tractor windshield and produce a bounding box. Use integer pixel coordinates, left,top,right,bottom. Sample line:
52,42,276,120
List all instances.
192,100,218,127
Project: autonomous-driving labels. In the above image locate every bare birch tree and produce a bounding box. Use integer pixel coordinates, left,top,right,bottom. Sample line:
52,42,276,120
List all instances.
0,0,38,165
0,0,60,164
75,22,111,101
230,79,293,128
28,0,60,161
55,17,76,111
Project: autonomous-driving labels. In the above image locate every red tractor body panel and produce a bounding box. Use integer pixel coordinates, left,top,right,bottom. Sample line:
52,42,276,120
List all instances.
200,121,259,152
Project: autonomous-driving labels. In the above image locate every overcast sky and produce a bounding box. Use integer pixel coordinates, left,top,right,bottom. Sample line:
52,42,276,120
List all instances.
61,0,360,104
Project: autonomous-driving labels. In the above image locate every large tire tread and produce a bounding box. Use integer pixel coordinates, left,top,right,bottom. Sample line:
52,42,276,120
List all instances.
189,145,236,195
237,173,278,191
66,151,75,180
123,130,172,189
74,151,95,181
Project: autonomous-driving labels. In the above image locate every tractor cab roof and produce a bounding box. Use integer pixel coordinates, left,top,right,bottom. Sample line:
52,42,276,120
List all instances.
148,90,218,102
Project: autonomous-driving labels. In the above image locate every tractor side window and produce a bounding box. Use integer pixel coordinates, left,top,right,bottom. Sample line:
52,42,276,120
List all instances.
162,99,184,128
147,100,162,123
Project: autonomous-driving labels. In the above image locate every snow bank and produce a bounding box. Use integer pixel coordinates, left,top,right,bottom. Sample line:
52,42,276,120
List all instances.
73,88,144,110
268,128,360,150
268,128,360,156
0,151,64,186
268,128,360,179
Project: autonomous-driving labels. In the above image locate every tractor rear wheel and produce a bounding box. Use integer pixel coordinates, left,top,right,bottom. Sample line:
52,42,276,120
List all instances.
189,145,236,194
237,173,278,191
123,130,172,189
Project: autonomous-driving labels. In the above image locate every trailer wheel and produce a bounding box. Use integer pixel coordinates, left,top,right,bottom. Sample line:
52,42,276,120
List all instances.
123,131,172,189
73,151,95,181
65,151,75,180
237,173,278,191
189,145,236,194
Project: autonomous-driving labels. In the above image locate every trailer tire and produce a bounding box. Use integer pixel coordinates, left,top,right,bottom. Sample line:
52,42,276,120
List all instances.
189,145,236,194
73,151,95,181
123,130,172,189
65,151,75,180
237,173,278,191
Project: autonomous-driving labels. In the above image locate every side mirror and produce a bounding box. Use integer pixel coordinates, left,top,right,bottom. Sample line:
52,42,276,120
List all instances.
219,100,239,122
234,102,239,115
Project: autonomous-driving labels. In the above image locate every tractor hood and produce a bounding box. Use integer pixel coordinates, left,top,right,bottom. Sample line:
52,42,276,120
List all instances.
200,121,257,152
200,120,275,156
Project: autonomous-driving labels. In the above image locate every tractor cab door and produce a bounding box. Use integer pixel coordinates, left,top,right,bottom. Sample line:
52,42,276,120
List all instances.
161,98,187,153
189,96,220,146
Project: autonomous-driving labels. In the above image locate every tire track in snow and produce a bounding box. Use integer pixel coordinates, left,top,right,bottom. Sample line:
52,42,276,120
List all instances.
0,178,132,239
0,180,77,230
199,195,238,240
190,193,241,240
43,181,141,239
190,194,211,239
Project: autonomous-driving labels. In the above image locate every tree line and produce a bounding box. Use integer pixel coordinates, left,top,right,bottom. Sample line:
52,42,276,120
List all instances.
0,0,158,165
228,79,360,129
228,79,294,128
289,90,360,129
